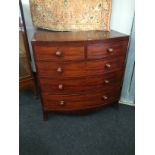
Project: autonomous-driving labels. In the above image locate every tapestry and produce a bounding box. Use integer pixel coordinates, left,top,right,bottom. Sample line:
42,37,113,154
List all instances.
30,0,112,31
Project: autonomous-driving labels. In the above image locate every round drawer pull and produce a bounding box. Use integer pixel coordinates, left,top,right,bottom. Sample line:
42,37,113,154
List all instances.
107,48,114,53
105,63,111,68
60,100,65,105
55,51,62,56
102,96,108,100
57,67,63,73
104,80,109,84
58,84,63,90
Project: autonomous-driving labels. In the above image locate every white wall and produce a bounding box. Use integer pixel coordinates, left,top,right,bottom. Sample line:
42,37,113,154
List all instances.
120,17,135,105
110,0,135,34
21,0,135,70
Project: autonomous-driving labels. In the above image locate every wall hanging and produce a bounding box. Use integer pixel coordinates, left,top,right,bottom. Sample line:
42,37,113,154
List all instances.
30,0,112,31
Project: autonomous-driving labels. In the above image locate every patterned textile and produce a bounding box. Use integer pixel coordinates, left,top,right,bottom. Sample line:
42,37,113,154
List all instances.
30,0,112,31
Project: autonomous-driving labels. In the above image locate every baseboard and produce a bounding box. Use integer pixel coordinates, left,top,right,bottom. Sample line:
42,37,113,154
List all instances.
119,100,135,106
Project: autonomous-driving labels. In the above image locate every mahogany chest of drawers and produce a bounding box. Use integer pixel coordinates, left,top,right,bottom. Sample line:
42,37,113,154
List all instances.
32,30,129,120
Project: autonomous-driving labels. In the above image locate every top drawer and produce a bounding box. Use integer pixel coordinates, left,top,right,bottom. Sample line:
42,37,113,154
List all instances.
34,46,85,61
87,40,128,60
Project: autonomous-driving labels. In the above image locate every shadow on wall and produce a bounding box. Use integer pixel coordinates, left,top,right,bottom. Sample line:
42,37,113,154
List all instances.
120,17,135,105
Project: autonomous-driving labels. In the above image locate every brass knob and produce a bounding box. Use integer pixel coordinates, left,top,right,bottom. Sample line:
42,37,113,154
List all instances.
58,84,63,90
102,96,108,100
107,48,113,53
55,51,62,56
57,67,63,73
60,100,65,105
104,80,109,84
105,63,111,68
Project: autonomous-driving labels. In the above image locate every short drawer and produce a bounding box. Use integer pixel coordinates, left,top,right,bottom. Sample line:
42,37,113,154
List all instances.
42,90,120,111
34,46,84,61
87,40,128,60
39,71,123,94
36,56,125,78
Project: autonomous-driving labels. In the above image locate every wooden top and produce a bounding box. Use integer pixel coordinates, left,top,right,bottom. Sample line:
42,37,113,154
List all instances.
32,30,129,42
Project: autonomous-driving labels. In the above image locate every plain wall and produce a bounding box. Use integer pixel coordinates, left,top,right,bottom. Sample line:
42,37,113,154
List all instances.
110,0,135,34
21,0,135,70
120,17,135,105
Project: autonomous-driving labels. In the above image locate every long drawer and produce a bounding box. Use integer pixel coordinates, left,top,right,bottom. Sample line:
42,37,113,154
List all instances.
42,90,120,111
39,71,123,94
36,56,125,78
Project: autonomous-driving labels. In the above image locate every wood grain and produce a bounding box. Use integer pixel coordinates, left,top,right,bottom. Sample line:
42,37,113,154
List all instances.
87,40,128,60
32,30,129,43
36,56,125,78
31,30,129,119
34,45,85,61
42,89,120,111
39,71,123,94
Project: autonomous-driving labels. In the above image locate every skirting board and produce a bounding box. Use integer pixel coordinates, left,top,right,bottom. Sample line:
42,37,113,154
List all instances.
119,100,135,106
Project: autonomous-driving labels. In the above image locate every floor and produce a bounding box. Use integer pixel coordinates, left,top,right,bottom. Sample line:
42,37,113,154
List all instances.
19,90,135,155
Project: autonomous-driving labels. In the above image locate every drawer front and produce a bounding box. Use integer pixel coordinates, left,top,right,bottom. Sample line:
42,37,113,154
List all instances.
39,71,123,94
42,90,120,111
34,46,85,61
36,56,125,78
87,40,128,60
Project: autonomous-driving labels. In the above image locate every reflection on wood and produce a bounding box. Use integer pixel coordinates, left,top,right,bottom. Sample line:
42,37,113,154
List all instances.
19,0,37,96
19,31,31,77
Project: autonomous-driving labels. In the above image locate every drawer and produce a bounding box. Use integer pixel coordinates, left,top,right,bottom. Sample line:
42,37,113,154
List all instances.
34,46,84,61
87,40,128,60
39,71,123,94
36,56,125,78
42,90,120,111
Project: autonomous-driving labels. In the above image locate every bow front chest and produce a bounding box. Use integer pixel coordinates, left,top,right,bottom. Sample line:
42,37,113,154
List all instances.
32,30,129,120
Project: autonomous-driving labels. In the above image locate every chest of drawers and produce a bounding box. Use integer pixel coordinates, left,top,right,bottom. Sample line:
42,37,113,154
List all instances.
32,30,129,120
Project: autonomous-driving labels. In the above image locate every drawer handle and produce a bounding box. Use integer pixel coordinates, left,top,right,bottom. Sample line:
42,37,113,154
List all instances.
102,96,108,100
55,51,62,57
58,84,63,90
104,80,109,84
107,48,114,53
105,63,111,68
57,67,63,73
60,100,65,105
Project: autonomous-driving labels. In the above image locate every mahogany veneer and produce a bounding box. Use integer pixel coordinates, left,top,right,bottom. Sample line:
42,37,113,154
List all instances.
32,30,129,120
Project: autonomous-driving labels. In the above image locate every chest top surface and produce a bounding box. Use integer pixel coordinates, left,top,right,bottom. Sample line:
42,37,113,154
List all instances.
32,30,129,43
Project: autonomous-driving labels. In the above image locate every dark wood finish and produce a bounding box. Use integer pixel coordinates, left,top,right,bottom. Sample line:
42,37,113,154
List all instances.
39,71,123,94
20,76,37,96
42,89,120,111
87,40,128,60
32,30,129,120
36,56,125,78
19,1,37,96
32,30,129,43
34,45,85,61
43,111,48,121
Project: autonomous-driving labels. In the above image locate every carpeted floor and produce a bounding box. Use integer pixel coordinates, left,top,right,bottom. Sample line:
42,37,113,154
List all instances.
19,90,135,155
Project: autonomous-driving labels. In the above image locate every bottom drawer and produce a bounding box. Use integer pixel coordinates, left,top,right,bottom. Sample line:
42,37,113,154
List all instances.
42,90,120,111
